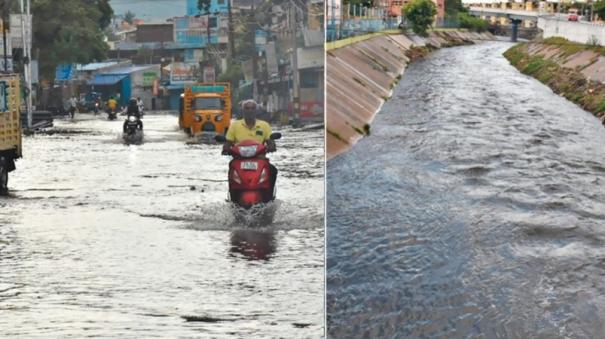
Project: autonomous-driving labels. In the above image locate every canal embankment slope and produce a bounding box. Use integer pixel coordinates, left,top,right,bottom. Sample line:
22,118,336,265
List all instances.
505,37,605,124
326,30,495,160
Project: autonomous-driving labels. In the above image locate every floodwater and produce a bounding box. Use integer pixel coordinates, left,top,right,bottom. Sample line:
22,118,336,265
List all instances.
327,42,605,338
0,112,324,337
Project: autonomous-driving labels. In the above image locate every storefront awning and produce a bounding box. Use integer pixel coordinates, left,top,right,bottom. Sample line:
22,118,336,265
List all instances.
89,74,128,86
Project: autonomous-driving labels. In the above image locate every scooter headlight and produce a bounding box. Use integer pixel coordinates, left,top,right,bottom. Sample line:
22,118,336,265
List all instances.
194,114,202,122
259,168,268,183
238,145,258,158
215,114,223,122
128,116,137,122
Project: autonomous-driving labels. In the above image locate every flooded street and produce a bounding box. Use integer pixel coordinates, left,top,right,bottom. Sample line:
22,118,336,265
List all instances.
327,42,605,338
1,113,324,337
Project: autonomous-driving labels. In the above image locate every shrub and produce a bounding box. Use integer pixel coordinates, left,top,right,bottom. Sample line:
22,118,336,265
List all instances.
403,0,437,36
458,12,488,32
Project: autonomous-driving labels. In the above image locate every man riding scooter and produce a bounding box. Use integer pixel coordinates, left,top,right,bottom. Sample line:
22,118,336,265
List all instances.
222,99,278,188
123,98,143,133
107,96,118,120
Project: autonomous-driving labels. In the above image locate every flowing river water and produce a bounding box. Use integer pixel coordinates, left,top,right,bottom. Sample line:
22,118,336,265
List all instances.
327,42,605,338
0,113,324,337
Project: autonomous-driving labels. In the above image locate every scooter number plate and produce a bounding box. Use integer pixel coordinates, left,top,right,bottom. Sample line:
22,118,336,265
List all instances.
241,161,258,170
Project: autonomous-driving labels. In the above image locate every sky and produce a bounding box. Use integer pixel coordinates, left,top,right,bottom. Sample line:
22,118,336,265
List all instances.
110,0,188,21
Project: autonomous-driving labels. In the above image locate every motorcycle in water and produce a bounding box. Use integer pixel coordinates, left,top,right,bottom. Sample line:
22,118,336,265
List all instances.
107,108,117,120
93,100,100,115
215,133,281,223
123,115,143,144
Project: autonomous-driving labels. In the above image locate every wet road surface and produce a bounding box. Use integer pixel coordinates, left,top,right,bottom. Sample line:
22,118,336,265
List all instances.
1,112,324,337
327,42,605,338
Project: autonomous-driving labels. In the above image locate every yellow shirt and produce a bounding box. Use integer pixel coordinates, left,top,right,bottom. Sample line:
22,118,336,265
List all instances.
107,99,117,110
226,119,272,144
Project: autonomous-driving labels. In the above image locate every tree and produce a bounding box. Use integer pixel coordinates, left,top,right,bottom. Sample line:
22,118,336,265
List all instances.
458,12,488,32
595,0,605,21
124,10,135,25
444,0,463,18
403,0,437,36
96,0,114,29
32,0,109,81
83,0,113,29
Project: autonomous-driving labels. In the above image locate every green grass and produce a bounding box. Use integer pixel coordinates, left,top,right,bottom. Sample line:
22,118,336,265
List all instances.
596,100,605,112
522,57,549,76
542,36,605,57
503,45,526,65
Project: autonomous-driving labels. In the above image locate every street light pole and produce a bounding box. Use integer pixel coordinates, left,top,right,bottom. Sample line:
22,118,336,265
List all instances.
290,1,299,126
1,0,9,73
228,0,234,62
20,0,31,129
250,0,257,102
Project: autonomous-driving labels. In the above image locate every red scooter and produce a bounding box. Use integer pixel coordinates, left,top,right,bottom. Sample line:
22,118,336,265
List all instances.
216,133,281,210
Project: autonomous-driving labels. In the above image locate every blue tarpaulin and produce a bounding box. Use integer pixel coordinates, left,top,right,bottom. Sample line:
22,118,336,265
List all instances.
89,74,128,86
55,64,74,81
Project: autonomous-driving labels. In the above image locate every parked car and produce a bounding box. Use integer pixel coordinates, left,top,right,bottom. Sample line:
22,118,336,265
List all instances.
568,8,579,21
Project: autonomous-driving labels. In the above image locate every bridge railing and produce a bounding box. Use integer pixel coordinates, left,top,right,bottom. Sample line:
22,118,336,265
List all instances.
327,16,465,42
327,18,400,42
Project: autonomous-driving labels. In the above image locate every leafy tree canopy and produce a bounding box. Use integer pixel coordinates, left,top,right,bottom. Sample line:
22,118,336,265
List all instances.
123,10,135,24
595,0,605,22
403,0,437,36
32,0,110,81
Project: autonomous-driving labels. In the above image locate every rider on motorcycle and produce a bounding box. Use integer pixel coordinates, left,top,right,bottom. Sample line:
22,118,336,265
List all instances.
107,96,118,113
123,98,143,133
222,99,277,186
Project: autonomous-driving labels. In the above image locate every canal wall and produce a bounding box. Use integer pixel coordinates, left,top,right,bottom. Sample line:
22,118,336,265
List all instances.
504,38,605,124
326,30,495,160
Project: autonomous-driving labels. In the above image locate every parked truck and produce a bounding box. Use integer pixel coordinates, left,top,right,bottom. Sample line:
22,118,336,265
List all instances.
0,74,21,195
179,83,231,142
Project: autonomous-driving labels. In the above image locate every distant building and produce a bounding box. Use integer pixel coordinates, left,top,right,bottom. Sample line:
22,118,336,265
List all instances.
186,0,229,15
136,23,174,43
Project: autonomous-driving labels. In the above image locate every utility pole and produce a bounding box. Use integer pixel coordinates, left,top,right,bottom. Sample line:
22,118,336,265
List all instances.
290,1,299,126
20,0,31,129
331,0,335,40
227,0,234,62
1,1,8,73
250,0,257,102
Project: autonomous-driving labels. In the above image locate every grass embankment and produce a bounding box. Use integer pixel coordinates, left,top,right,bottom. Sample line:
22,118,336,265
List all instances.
541,37,605,57
504,42,605,120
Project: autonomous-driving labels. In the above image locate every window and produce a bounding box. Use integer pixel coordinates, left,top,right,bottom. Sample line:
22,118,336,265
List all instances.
300,71,318,88
193,97,223,110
